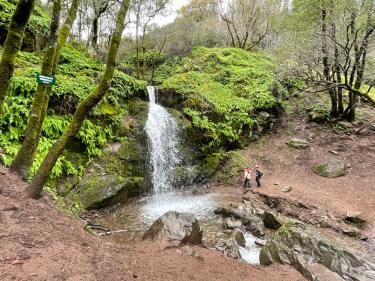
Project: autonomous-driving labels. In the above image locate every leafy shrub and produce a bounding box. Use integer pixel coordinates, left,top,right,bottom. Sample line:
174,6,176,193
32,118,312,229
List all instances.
0,44,146,180
160,47,280,152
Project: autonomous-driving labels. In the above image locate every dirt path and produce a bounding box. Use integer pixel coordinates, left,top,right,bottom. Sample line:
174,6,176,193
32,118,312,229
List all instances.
221,117,375,255
0,165,305,281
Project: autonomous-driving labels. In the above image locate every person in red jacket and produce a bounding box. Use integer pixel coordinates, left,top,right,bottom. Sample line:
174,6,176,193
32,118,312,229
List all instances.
243,166,252,189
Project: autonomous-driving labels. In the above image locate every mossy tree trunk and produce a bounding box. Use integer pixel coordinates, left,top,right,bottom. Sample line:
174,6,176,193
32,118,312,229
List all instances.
11,0,80,179
27,0,131,199
0,0,35,117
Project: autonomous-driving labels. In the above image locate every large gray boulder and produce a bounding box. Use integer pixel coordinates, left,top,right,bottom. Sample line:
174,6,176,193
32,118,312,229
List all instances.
313,160,348,178
143,211,203,245
214,204,266,238
260,222,375,281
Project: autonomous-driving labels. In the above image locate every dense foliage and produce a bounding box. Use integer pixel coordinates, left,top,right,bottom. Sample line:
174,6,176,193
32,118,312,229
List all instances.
0,44,146,179
0,0,50,49
159,47,282,152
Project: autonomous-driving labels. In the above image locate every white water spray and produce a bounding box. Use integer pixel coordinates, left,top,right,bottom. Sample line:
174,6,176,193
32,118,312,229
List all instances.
145,86,181,194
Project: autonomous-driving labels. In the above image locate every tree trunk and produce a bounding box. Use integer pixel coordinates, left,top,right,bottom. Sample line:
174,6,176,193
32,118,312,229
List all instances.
11,0,80,179
27,0,131,199
321,0,338,117
92,16,99,49
0,0,35,117
136,23,140,79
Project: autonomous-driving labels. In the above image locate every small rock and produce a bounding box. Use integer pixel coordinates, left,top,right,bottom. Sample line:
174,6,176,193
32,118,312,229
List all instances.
370,124,375,131
329,150,339,155
255,238,267,247
342,228,361,238
274,182,279,185
287,138,310,149
344,212,366,227
281,186,292,193
242,196,250,202
337,121,353,129
224,218,242,230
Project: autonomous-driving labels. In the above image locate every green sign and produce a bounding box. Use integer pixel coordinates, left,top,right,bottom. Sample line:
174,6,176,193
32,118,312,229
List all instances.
36,73,56,85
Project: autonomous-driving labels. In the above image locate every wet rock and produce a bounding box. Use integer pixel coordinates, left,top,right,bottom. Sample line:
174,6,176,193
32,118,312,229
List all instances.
255,238,267,247
232,229,246,247
262,212,284,230
260,222,375,281
224,218,242,230
287,138,310,149
313,160,348,178
344,212,366,228
281,186,292,193
216,230,245,259
215,204,265,238
143,211,203,246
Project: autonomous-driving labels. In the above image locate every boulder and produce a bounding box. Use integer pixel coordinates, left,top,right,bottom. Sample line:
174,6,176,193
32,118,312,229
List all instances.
262,211,284,230
260,222,375,281
287,138,310,149
216,230,246,259
232,229,246,247
214,204,266,238
313,160,348,178
143,211,203,245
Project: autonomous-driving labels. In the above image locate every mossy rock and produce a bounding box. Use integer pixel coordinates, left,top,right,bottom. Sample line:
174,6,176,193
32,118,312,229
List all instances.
287,138,310,149
313,160,348,178
260,222,375,281
215,150,246,184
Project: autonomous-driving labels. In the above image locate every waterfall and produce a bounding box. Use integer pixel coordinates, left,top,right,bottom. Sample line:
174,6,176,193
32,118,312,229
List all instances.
145,86,181,195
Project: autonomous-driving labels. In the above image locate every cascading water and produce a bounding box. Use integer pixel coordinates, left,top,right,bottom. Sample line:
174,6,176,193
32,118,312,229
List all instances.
145,86,181,194
100,86,261,264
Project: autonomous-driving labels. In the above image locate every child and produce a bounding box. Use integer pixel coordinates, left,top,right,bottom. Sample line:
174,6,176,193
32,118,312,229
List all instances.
254,165,263,187
243,166,252,189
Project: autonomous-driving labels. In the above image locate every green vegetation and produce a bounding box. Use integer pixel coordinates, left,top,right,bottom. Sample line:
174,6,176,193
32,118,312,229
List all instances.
0,43,146,180
159,47,282,152
0,0,50,48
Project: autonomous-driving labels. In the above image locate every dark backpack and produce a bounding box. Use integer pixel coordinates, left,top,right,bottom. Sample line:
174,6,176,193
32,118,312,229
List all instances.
256,170,263,178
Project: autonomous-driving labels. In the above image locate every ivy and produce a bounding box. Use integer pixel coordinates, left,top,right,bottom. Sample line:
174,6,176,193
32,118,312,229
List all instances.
0,43,146,180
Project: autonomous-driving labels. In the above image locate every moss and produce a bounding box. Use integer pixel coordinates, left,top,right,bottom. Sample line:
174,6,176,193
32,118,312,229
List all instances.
158,47,282,153
313,164,327,177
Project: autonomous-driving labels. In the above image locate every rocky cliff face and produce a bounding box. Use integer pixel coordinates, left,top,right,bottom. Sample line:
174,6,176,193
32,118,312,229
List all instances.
58,99,149,209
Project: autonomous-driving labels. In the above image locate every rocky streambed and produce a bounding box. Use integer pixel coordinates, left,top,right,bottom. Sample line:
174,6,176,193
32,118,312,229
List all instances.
93,191,375,281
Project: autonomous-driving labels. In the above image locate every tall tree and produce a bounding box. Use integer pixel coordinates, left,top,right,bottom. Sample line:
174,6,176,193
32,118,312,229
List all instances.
0,0,35,117
220,0,275,50
11,0,80,179
27,0,131,199
131,0,169,79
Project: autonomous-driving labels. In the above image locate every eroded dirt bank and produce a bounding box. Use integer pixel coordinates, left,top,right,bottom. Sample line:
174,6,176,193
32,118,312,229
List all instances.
0,165,305,281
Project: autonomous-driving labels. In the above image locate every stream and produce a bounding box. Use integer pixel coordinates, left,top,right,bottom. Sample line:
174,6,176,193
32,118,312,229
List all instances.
100,86,261,264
